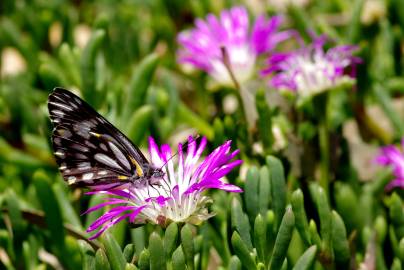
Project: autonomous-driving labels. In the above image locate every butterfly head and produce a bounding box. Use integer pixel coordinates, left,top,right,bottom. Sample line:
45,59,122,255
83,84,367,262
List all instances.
142,164,165,184
152,168,165,178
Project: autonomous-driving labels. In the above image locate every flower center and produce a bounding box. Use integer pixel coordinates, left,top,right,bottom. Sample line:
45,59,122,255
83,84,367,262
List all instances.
210,45,256,85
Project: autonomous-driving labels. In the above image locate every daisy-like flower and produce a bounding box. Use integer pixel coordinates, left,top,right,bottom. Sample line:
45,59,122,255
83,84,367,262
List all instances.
177,6,294,86
375,138,404,190
84,136,242,239
262,35,361,98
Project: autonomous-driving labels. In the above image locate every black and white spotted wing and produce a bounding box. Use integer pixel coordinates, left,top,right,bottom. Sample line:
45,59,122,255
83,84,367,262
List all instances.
48,87,162,189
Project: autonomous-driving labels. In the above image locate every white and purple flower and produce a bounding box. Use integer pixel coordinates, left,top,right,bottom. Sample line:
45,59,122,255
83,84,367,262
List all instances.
84,136,242,239
375,138,404,190
177,6,293,86
262,35,361,98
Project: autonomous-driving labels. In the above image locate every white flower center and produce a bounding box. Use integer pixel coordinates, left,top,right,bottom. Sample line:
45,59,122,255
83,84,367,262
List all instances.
210,45,256,85
126,161,202,224
289,53,348,96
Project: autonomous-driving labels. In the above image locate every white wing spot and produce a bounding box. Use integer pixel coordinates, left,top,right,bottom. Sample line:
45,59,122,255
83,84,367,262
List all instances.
97,117,106,124
98,170,108,176
72,144,89,152
78,162,91,169
82,120,96,128
54,138,62,145
49,101,73,111
74,97,82,105
90,118,99,125
108,142,131,170
53,94,66,103
69,101,78,109
77,130,90,139
82,173,94,180
74,123,91,139
85,140,97,149
94,153,123,170
67,176,76,184
100,143,108,151
74,153,87,159
55,151,65,157
51,110,65,117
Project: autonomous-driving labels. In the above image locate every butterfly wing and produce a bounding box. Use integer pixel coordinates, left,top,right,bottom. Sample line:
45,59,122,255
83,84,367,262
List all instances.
48,87,150,188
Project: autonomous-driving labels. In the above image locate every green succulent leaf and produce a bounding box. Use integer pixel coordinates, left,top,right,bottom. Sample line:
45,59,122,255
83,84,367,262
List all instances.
78,240,96,270
164,223,178,259
245,166,260,220
80,29,106,104
269,207,295,270
258,166,271,216
123,244,136,263
125,105,154,144
267,156,286,231
172,246,186,270
231,197,253,250
331,211,350,263
228,256,242,270
253,214,267,263
309,183,332,258
101,232,126,270
291,189,311,246
138,249,150,270
149,232,166,270
123,53,159,119
52,182,82,230
180,224,195,270
95,248,111,270
231,231,256,270
292,245,317,270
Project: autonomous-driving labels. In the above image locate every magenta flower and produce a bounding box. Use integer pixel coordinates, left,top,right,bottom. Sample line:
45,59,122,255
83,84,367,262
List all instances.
375,138,404,190
84,136,242,239
262,35,361,97
177,6,293,85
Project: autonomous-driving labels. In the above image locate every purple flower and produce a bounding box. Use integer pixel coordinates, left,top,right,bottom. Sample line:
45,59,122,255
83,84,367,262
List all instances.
262,35,361,97
375,138,404,190
84,136,242,239
177,6,294,85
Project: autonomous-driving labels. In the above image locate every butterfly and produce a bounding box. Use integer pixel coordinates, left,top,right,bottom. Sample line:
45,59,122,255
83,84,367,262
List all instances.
48,87,164,190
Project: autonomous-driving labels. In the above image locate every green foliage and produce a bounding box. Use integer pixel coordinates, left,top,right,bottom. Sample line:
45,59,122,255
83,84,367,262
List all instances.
0,0,403,269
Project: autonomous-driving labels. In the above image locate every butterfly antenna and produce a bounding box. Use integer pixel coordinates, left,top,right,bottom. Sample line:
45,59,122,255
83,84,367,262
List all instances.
159,135,200,170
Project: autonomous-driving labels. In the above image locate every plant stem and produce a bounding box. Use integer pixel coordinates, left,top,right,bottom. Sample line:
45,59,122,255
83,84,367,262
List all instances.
319,109,330,195
220,47,249,128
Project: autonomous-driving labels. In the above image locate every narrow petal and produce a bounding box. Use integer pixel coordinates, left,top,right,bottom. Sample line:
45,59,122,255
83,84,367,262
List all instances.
176,6,289,85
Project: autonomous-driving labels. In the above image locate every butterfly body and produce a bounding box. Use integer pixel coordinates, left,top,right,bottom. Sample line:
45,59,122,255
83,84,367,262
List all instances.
48,87,163,189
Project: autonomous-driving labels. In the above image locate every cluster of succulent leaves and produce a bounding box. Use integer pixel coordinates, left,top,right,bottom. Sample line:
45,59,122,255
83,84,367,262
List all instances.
1,0,404,269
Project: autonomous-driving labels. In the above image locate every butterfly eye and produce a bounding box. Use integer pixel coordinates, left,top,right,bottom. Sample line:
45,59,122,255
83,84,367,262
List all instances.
153,170,164,178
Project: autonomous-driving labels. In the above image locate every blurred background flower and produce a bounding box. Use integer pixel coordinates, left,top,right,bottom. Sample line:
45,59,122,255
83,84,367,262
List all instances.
177,6,298,128
376,138,404,190
262,35,361,99
177,6,293,86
